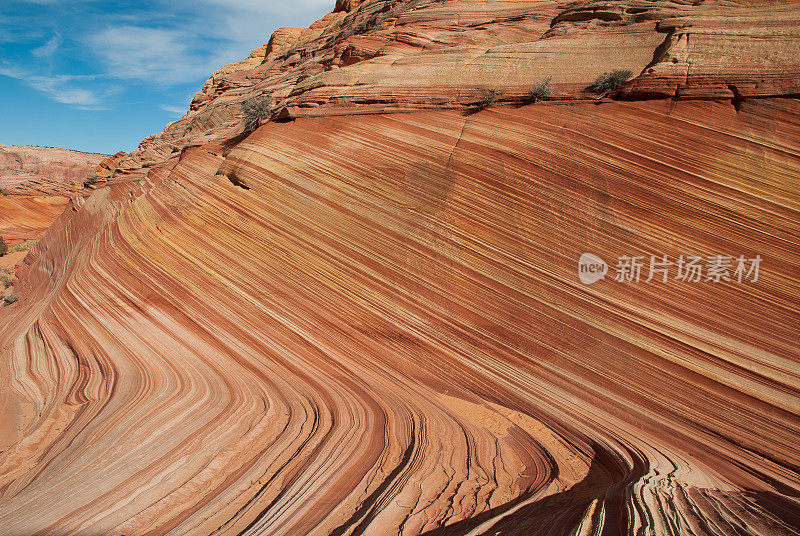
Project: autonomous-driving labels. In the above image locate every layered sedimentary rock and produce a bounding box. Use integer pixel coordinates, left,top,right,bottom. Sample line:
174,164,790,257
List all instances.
0,144,108,242
111,0,800,177
1,1,799,535
0,144,106,195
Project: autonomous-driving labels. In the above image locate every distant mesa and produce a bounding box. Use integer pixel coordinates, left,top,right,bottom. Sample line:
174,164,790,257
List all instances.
0,144,110,243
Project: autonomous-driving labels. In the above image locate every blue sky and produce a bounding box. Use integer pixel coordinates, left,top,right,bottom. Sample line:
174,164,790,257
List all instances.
0,0,332,154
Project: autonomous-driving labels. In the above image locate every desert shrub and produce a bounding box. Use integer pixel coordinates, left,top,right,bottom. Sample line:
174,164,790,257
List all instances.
1,274,11,289
3,293,18,306
9,240,36,253
528,76,553,103
336,27,355,42
359,11,389,32
242,94,273,132
476,90,499,110
0,236,6,256
84,175,99,187
588,69,633,94
279,47,309,61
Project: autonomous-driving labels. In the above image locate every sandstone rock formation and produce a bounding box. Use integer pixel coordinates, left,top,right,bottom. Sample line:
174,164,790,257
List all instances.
0,144,107,242
0,1,798,535
0,144,106,195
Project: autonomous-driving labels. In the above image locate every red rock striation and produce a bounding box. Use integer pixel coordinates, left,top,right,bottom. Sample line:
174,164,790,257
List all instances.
0,144,108,242
0,144,106,196
0,1,799,535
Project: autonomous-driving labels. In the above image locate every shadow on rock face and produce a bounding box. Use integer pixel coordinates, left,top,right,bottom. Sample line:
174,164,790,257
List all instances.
419,443,633,536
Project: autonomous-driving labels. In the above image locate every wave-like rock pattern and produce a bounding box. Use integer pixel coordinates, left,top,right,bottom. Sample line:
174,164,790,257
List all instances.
110,0,800,182
1,96,798,534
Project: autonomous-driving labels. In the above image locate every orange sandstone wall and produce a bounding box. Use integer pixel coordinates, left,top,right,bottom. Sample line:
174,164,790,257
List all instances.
1,98,798,535
0,0,799,534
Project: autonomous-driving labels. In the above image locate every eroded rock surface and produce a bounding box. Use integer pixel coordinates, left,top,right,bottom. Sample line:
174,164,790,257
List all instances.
0,144,108,243
0,1,798,535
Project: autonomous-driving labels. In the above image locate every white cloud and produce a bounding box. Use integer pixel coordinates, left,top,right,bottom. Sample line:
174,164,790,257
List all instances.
2,0,336,109
199,0,333,44
0,65,101,106
32,32,62,57
27,77,99,106
144,0,335,84
160,104,186,115
201,0,332,14
89,25,233,85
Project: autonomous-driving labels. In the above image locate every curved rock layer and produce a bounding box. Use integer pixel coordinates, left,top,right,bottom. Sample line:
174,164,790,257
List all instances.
112,0,800,177
0,144,108,242
1,96,799,535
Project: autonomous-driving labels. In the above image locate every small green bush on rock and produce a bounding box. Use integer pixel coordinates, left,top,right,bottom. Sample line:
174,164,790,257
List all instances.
476,90,499,110
528,76,553,103
9,240,36,253
242,94,273,132
589,69,633,94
